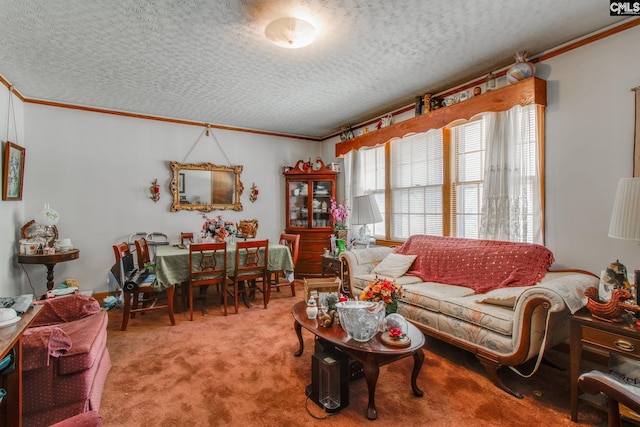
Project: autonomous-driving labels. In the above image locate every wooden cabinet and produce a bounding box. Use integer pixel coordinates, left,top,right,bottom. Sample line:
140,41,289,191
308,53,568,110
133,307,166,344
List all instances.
570,308,640,423
284,159,338,277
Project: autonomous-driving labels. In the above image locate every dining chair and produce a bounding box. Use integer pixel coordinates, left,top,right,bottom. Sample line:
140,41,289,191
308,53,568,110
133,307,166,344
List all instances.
188,242,229,320
181,232,194,245
237,219,258,240
269,233,299,300
113,238,175,331
579,369,640,427
226,239,269,315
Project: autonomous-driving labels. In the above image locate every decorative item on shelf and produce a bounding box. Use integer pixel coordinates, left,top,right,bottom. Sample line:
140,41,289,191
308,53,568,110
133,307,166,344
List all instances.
381,114,393,128
340,126,354,141
381,313,411,347
423,94,432,113
473,86,482,96
506,51,535,84
430,96,441,111
149,179,160,203
201,214,237,242
302,158,313,172
459,90,469,102
327,162,341,172
249,183,258,203
414,96,423,116
359,277,404,316
486,72,497,92
584,286,638,322
36,203,60,248
330,198,349,240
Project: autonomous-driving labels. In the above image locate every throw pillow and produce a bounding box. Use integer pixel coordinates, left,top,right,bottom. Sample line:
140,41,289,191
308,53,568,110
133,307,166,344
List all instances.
373,253,417,278
475,287,526,308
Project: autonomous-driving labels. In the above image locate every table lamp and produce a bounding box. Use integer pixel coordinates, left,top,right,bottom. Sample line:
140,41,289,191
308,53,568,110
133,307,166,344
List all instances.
36,203,60,248
352,195,382,247
608,177,640,304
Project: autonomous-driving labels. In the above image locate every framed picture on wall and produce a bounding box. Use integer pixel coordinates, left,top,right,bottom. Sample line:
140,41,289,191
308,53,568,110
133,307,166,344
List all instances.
2,141,25,201
179,172,185,193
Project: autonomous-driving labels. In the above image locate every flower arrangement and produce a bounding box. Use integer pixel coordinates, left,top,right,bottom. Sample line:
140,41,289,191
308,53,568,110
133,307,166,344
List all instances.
330,198,349,230
201,215,236,242
359,277,404,315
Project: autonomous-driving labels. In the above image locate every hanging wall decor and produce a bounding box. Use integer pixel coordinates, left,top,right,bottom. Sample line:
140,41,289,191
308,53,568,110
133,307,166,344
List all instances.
250,183,259,203
2,141,25,201
149,179,160,203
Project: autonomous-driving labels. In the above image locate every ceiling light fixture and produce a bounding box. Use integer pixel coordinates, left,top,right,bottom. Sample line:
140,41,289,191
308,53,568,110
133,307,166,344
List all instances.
264,17,317,49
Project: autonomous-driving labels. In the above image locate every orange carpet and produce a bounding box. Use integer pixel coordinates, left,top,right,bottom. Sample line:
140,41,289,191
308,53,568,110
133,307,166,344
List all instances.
98,281,610,426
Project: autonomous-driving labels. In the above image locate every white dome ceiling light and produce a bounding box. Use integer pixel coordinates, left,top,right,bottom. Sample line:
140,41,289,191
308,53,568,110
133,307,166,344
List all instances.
264,17,317,49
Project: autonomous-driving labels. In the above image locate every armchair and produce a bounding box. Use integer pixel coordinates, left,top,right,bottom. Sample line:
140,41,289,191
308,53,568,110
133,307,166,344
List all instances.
22,294,111,427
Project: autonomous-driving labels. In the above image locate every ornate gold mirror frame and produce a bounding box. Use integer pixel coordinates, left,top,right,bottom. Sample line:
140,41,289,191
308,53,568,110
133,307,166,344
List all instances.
170,161,243,212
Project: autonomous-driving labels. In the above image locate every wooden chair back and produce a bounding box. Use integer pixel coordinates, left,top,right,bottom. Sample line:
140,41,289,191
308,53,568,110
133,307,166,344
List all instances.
134,237,151,268
181,232,194,245
279,233,300,267
189,242,227,287
113,242,130,262
237,219,258,239
232,239,269,281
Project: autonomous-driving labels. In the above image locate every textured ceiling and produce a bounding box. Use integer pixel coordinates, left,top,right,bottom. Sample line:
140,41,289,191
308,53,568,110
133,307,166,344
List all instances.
0,0,627,139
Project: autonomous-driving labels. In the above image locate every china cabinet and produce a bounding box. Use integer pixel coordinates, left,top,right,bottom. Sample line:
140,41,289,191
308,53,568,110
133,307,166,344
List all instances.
284,159,337,277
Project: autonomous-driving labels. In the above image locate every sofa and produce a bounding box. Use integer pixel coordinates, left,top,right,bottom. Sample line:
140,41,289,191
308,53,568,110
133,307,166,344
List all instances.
340,235,598,398
21,294,111,426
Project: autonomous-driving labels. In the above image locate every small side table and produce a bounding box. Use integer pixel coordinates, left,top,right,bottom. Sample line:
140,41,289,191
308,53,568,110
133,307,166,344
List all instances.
321,255,350,296
570,308,640,422
17,249,80,291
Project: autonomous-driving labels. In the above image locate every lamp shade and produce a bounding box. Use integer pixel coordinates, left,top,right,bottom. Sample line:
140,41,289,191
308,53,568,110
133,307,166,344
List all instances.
351,195,382,225
36,203,60,227
264,17,317,49
608,178,640,241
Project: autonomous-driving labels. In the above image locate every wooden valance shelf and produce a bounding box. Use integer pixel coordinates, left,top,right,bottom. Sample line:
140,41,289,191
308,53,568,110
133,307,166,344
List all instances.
335,77,547,157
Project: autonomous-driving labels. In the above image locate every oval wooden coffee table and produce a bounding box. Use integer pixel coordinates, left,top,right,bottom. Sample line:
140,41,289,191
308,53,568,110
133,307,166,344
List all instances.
292,300,425,420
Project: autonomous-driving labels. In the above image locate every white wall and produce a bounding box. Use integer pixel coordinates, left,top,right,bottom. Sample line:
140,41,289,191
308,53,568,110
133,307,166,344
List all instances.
0,88,25,294
6,105,318,296
543,24,640,273
322,24,640,277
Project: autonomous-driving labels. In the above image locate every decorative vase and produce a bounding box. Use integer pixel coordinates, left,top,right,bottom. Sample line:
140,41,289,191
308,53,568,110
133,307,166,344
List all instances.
506,51,535,84
335,229,348,241
385,300,398,316
336,239,346,255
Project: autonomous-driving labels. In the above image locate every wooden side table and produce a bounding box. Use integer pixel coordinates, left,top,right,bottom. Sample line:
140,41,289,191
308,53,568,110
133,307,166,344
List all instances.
17,250,80,291
570,308,640,422
321,255,350,295
0,305,43,427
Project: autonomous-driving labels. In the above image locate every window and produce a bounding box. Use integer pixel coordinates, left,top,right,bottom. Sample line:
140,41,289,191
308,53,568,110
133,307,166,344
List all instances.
357,106,541,244
451,120,485,239
390,131,443,239
362,146,386,236
337,77,545,245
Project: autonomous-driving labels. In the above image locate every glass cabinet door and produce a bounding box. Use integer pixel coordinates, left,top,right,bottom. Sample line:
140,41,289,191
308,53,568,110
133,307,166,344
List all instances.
288,180,308,228
311,180,332,229
288,179,333,229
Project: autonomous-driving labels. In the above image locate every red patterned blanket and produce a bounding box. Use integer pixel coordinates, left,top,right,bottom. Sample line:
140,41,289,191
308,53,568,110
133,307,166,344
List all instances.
394,235,555,294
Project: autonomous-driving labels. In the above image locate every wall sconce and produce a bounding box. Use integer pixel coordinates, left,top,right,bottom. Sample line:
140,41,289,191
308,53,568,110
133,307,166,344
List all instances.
150,179,160,203
250,183,259,203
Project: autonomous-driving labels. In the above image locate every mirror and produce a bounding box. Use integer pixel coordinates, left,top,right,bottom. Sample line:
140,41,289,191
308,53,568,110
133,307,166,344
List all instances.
170,162,243,212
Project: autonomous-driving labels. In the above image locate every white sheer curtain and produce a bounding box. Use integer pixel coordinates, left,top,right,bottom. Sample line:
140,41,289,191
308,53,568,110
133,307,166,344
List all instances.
343,147,366,232
479,104,542,243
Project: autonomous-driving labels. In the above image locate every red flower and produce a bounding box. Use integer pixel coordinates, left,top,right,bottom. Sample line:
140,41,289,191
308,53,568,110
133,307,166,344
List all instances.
389,327,403,338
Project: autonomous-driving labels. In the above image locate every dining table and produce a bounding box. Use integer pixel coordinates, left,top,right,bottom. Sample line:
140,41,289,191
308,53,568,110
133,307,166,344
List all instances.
152,242,294,292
